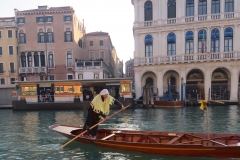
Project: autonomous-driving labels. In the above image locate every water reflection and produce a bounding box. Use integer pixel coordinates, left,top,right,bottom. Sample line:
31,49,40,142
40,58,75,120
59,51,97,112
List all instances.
0,106,240,159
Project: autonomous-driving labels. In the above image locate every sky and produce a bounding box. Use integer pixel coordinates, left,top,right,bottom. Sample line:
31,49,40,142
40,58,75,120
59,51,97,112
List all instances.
0,0,134,67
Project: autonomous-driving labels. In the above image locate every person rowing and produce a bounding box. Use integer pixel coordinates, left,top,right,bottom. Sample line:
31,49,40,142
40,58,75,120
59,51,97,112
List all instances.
81,89,125,139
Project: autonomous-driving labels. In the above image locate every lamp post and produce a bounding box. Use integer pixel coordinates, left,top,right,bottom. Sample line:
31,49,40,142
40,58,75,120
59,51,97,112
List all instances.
181,77,184,102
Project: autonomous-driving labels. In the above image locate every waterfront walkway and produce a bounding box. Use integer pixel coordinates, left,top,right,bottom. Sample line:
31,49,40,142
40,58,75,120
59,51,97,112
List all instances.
0,105,12,109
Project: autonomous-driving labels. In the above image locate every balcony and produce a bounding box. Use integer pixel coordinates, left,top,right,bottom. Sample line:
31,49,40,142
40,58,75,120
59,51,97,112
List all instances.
19,67,47,74
0,21,17,28
75,61,109,70
134,52,240,66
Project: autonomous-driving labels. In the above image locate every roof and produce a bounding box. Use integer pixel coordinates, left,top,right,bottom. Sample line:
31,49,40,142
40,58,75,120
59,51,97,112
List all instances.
0,17,15,20
85,32,109,36
16,6,73,12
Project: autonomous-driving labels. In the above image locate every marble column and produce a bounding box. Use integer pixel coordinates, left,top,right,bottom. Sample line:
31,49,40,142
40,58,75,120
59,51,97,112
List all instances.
157,69,163,97
134,69,142,99
230,65,238,101
220,26,224,52
204,67,212,100
207,27,211,52
194,28,198,54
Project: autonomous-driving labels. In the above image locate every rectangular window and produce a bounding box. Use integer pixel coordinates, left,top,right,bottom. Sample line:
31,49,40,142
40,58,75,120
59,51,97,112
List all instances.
37,17,44,22
0,63,4,73
100,40,103,46
186,1,194,16
9,46,13,55
128,72,131,77
38,33,45,43
65,31,72,42
212,0,220,14
100,51,104,59
0,78,5,85
78,74,83,79
0,47,2,56
45,16,53,22
225,0,234,12
64,15,72,21
167,43,176,55
90,41,93,46
47,32,54,43
10,63,14,73
10,78,15,84
185,41,194,54
17,17,25,23
198,1,207,15
19,33,26,44
88,51,95,59
145,45,153,57
49,75,55,80
0,31,1,38
67,74,73,80
94,74,99,79
8,30,12,38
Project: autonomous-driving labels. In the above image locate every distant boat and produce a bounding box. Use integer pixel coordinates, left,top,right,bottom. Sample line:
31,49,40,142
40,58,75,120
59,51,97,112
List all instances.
135,99,184,108
50,124,240,158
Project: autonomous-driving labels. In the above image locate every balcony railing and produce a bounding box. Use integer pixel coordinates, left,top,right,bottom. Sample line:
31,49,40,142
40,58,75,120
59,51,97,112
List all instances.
0,21,17,28
135,12,237,28
19,67,47,74
134,52,240,65
75,61,109,70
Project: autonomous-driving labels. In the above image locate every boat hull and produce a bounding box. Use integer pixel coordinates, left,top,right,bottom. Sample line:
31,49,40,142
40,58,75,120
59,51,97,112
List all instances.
50,124,240,158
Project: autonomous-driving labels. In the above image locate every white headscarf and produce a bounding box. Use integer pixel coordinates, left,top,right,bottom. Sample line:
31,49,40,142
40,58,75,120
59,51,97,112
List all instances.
100,89,109,95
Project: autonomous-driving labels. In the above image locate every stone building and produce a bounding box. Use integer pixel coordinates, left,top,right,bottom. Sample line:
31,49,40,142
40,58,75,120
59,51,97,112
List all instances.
15,5,85,81
74,31,123,79
132,0,239,102
0,17,19,84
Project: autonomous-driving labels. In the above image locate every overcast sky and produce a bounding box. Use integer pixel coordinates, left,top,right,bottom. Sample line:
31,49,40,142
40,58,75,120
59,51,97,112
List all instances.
0,0,134,67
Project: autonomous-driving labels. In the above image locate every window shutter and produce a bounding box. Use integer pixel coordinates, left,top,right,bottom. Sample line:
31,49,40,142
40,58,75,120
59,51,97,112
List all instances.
38,33,40,43
24,33,26,43
36,17,38,22
64,32,67,42
44,32,48,43
70,31,73,42
52,33,54,42
23,18,25,23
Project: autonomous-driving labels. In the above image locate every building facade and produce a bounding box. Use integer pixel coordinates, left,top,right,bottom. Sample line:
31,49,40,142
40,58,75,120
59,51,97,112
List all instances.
74,32,123,79
132,0,240,102
15,6,85,81
0,17,19,85
125,58,134,88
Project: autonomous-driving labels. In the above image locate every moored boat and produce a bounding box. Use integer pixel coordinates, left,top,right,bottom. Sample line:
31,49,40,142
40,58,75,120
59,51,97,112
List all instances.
50,124,240,158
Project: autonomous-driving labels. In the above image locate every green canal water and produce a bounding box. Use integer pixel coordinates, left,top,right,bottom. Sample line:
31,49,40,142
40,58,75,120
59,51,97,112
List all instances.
0,105,240,160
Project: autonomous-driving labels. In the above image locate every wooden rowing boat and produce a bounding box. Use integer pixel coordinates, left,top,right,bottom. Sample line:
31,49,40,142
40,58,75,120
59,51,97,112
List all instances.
135,100,184,108
50,124,240,158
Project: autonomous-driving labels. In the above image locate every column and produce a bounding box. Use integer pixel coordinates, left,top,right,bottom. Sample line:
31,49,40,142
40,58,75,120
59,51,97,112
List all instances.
194,0,198,21
207,0,211,20
158,31,162,56
204,67,212,100
220,26,224,52
134,0,139,27
134,69,142,99
220,0,224,18
230,66,238,101
234,25,238,52
134,34,139,57
180,69,186,101
182,30,185,55
157,69,163,97
194,28,198,54
234,0,238,12
207,27,211,52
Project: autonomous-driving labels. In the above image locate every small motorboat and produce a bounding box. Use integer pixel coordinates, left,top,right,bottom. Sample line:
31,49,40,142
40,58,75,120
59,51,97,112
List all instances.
50,124,240,158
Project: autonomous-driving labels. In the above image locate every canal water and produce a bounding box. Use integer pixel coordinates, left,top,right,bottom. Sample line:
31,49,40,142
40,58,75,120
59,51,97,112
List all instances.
0,105,240,160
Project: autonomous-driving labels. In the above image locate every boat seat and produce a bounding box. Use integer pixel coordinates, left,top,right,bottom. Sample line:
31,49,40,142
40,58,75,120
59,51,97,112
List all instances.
101,131,121,140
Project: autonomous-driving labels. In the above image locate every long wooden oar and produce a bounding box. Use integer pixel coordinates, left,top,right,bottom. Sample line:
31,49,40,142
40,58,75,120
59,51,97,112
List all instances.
57,105,130,150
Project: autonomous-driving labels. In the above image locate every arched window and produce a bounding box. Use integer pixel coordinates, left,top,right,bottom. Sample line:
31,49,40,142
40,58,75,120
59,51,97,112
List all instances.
27,52,32,67
211,28,220,52
40,51,45,67
167,33,176,55
185,31,194,54
224,27,233,52
146,77,153,86
168,0,176,18
198,30,207,53
145,35,153,57
186,0,194,17
198,0,207,15
144,1,152,21
48,52,54,68
19,30,26,44
38,28,45,43
47,28,54,43
225,0,234,12
34,52,39,67
67,51,72,67
212,0,220,14
21,53,26,67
